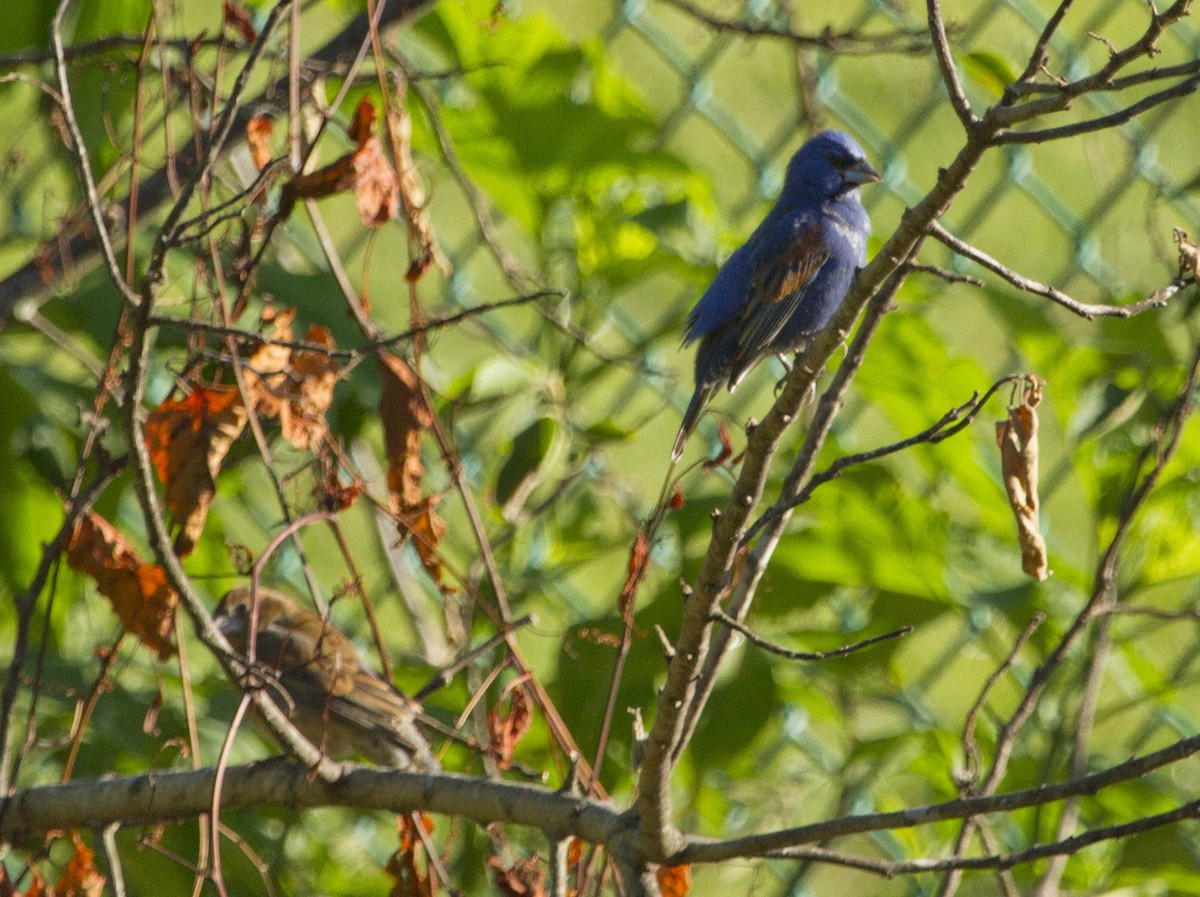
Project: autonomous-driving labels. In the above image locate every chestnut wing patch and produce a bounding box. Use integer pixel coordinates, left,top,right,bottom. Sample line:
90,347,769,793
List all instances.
729,221,831,385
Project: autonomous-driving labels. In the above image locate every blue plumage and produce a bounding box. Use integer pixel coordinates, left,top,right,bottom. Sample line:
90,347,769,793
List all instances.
672,130,879,461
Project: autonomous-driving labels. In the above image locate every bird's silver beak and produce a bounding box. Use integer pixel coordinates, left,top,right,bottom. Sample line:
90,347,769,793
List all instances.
844,159,881,185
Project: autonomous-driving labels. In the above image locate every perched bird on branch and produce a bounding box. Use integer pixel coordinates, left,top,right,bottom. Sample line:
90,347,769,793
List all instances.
673,130,880,461
214,586,439,771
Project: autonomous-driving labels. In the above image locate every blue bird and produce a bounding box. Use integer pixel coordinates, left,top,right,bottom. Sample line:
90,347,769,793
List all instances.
672,130,880,461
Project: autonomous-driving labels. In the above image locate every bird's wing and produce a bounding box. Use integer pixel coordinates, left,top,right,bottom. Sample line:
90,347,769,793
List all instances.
729,218,832,387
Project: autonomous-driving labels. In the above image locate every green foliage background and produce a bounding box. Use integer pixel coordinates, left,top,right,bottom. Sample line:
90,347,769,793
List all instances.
1,0,1199,894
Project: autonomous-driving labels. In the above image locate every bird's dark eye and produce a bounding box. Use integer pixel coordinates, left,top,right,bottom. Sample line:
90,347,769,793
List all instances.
833,154,858,169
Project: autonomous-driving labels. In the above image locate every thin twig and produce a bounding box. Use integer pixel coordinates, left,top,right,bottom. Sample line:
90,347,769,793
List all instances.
930,222,1180,318
926,0,977,129
710,610,910,661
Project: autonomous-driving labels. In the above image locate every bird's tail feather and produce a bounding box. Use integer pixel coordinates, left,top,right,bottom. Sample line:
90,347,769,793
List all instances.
672,384,717,461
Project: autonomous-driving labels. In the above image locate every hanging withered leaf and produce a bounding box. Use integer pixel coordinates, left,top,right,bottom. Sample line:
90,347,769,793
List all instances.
996,376,1049,581
143,385,248,556
246,115,274,170
488,680,533,769
223,0,257,43
55,831,106,897
386,814,436,897
656,864,692,897
378,352,451,591
389,76,450,281
242,307,340,451
487,854,546,897
1175,227,1200,279
66,513,178,659
278,97,399,226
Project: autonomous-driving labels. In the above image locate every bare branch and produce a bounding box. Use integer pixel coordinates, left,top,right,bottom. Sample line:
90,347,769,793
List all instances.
930,222,1183,318
710,609,910,661
51,0,139,307
661,0,931,54
677,728,1200,862
926,0,977,129
996,74,1200,144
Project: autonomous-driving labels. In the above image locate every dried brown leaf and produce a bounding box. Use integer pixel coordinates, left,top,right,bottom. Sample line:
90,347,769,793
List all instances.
656,864,691,897
488,682,533,769
223,0,257,43
617,530,650,621
56,831,105,897
143,386,248,555
1175,227,1200,278
66,513,178,659
246,115,274,170
378,353,452,590
278,97,397,226
487,855,545,897
996,377,1049,580
243,310,340,450
353,135,400,227
387,814,436,897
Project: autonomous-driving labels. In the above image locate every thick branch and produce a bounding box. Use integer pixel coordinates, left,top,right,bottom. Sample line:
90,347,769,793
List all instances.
0,761,622,844
678,727,1200,862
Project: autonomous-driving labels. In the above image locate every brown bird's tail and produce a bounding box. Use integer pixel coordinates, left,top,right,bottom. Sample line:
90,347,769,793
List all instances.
672,383,717,461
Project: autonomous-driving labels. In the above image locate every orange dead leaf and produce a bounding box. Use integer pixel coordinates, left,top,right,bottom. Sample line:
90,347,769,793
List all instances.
144,385,248,555
487,855,546,897
353,135,401,227
223,0,257,43
243,310,340,450
996,377,1049,581
282,325,339,450
378,352,452,591
246,115,274,170
56,831,106,897
617,530,650,622
278,97,398,227
566,838,584,867
347,94,377,144
488,682,533,769
387,814,436,897
242,306,296,419
66,513,178,659
669,482,684,510
656,864,691,897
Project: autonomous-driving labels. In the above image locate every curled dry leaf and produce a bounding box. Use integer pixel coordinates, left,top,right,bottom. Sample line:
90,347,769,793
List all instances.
488,682,533,769
378,352,452,591
222,0,257,43
56,831,106,897
656,864,692,897
386,814,436,897
996,376,1049,581
487,855,546,897
143,385,248,556
278,97,399,227
243,308,340,450
66,513,178,659
1174,227,1200,279
246,115,274,170
617,530,650,622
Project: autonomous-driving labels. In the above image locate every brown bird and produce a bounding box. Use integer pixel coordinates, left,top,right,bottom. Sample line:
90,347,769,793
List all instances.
213,586,438,771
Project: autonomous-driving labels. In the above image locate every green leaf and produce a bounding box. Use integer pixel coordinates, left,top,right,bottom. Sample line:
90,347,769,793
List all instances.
962,51,1017,98
496,416,558,506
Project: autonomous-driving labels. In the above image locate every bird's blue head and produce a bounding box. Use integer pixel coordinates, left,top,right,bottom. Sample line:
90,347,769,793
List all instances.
781,130,880,204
